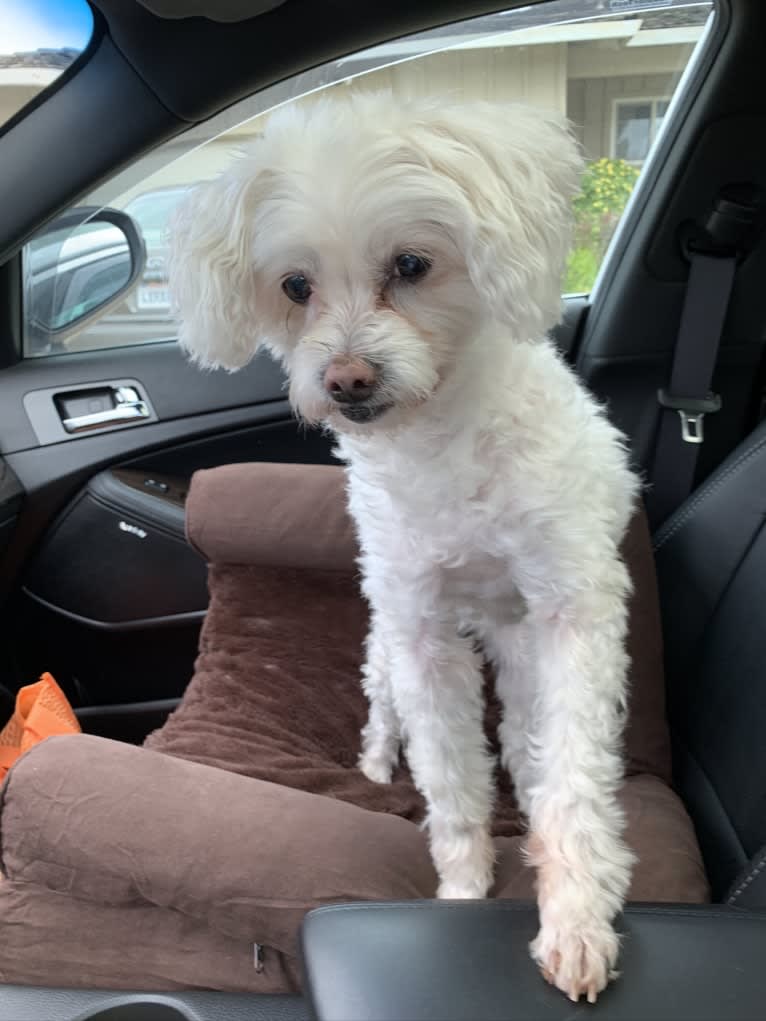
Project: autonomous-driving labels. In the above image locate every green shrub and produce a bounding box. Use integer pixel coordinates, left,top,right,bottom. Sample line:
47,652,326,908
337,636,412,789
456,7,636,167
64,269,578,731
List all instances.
565,158,640,294
564,246,601,294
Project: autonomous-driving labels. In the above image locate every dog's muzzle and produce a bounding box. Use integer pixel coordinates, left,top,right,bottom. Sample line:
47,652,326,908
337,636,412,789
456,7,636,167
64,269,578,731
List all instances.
323,355,391,424
339,402,392,423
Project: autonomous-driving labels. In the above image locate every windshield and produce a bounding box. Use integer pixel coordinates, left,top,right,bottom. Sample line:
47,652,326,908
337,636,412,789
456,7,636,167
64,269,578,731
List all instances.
0,0,94,133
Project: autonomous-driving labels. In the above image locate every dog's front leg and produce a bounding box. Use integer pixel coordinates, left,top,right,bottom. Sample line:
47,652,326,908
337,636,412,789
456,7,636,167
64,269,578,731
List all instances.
359,612,401,784
482,619,536,817
525,585,634,1003
390,618,496,899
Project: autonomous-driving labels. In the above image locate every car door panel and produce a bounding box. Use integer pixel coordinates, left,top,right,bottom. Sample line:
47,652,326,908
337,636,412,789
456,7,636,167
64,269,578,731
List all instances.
0,343,290,453
23,468,202,629
10,587,203,709
2,385,338,708
14,461,205,708
0,337,319,587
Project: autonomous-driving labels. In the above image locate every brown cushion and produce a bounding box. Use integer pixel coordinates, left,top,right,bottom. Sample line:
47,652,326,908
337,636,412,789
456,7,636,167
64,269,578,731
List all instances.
0,462,700,994
0,882,298,994
493,774,709,904
0,733,438,991
146,557,670,835
183,463,671,785
186,463,357,571
0,734,707,994
146,563,524,835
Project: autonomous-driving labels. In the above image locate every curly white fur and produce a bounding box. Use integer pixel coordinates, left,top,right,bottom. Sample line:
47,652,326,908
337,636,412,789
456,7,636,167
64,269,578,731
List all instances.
169,92,640,1003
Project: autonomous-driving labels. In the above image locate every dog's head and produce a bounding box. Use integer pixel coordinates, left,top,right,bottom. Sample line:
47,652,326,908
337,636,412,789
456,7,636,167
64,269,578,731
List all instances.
169,94,583,432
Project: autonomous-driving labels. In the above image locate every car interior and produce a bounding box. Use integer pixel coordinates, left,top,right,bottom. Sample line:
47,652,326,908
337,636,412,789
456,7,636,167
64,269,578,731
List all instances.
1,0,766,1018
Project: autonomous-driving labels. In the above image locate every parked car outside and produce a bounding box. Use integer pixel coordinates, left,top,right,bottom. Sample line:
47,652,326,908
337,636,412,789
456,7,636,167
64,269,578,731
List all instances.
59,185,189,353
124,186,188,315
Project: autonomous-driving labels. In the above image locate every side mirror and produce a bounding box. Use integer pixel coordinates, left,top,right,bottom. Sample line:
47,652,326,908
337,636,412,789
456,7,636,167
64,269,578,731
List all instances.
23,206,147,352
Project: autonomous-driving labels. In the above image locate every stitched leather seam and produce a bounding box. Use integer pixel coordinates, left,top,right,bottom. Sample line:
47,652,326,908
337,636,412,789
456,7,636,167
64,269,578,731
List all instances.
653,434,766,551
676,741,748,888
727,849,766,905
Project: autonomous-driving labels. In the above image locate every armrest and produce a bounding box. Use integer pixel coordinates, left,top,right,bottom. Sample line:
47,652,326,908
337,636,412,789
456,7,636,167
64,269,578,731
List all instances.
301,900,766,1021
186,462,357,570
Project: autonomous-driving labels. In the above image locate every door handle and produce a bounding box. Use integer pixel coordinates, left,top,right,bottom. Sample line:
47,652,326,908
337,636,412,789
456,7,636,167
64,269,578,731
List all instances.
60,386,150,434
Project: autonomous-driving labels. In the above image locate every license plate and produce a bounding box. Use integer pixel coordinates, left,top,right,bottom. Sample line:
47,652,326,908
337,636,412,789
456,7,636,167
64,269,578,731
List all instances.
137,285,170,310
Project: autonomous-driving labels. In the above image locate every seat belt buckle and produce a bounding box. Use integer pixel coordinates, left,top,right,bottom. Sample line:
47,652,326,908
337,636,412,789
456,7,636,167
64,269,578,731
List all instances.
657,390,722,445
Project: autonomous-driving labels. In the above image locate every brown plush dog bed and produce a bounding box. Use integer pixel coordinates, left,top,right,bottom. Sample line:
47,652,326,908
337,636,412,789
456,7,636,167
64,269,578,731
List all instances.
0,463,708,993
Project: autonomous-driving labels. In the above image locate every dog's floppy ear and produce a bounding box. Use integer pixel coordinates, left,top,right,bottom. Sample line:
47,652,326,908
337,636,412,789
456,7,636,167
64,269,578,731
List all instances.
168,162,267,370
414,102,584,337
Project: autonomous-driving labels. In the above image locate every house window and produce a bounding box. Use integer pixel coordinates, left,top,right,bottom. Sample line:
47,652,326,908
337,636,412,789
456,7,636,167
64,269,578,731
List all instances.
613,98,670,163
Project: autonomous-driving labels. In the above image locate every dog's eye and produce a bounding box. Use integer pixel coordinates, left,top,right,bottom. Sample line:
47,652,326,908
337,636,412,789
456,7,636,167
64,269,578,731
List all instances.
282,274,312,304
394,253,431,280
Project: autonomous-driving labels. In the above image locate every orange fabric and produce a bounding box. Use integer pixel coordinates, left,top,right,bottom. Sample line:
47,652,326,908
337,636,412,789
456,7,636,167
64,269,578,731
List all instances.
0,674,80,781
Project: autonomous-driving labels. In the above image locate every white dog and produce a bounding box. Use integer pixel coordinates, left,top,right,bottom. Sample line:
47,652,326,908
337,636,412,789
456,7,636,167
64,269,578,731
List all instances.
169,92,639,1003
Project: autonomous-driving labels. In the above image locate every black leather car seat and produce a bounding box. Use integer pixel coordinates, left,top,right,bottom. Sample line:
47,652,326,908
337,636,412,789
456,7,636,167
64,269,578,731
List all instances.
653,419,766,904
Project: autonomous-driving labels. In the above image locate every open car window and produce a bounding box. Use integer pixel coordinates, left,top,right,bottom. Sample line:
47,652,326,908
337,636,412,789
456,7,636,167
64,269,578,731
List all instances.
21,0,716,357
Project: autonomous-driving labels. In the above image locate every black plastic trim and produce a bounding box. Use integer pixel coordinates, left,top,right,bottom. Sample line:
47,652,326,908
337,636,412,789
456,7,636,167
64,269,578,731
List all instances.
87,470,187,540
0,459,23,512
75,696,180,744
76,696,180,720
0,988,309,1021
95,0,533,122
21,590,207,633
0,5,105,145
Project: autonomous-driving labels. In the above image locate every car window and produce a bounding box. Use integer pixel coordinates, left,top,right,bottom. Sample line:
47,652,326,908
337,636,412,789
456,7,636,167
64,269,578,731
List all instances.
0,0,93,134
125,190,189,234
22,0,716,357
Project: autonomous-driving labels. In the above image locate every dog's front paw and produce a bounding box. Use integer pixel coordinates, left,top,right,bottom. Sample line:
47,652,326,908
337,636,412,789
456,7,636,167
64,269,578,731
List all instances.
531,919,619,1004
358,748,397,784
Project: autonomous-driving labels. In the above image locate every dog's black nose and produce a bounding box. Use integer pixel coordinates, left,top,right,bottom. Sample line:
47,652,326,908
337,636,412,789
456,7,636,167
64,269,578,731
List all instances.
324,357,377,404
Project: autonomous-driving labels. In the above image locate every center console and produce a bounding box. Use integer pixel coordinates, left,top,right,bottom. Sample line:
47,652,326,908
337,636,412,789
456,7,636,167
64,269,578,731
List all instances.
301,900,766,1020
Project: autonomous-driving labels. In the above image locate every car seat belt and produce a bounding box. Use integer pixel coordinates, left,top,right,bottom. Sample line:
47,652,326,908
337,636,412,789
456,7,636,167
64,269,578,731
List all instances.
649,189,760,526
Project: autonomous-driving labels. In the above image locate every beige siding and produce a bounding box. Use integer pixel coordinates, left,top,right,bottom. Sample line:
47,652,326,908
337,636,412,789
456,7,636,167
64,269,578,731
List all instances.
219,43,567,141
568,71,686,161
0,85,36,125
344,44,568,110
0,68,58,127
95,36,697,204
114,44,569,202
568,40,697,79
